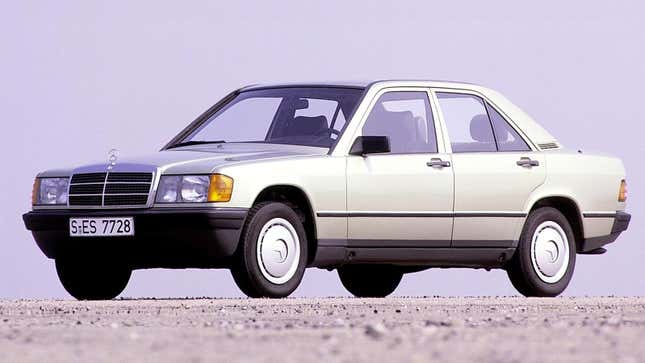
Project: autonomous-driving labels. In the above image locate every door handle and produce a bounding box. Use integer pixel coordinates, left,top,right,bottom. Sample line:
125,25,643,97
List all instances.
427,158,451,168
516,157,539,167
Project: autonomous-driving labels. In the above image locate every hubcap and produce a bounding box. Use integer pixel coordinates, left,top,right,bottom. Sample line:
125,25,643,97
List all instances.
530,221,569,283
256,218,300,284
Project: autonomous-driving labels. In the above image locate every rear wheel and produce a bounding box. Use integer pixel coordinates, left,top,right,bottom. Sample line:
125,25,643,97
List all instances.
506,207,576,297
231,202,308,298
55,258,131,300
338,265,402,297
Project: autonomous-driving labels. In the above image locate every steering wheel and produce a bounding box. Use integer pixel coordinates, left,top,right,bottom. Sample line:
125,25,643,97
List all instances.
309,128,340,146
314,128,341,137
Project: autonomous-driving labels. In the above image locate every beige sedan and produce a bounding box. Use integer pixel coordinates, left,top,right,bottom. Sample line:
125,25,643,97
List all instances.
23,80,630,299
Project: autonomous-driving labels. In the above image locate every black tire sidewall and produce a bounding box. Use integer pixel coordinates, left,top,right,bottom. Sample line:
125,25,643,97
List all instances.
55,258,131,300
515,207,576,297
338,265,402,298
238,202,308,298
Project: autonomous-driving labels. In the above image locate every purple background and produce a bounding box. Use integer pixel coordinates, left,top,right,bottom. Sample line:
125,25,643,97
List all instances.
1,1,643,298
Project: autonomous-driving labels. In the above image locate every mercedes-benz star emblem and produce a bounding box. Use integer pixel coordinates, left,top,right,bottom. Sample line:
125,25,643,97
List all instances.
107,149,119,170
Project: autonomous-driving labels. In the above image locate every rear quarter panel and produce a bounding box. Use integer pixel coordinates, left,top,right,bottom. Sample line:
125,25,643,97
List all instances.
524,151,626,239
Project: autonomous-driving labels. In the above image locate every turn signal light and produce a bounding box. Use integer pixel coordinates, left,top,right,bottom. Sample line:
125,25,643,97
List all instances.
618,179,627,202
31,178,40,205
208,174,234,202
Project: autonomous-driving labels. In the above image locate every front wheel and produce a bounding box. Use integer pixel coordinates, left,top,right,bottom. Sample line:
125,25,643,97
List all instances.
506,207,576,297
231,202,308,298
338,265,403,297
55,258,131,300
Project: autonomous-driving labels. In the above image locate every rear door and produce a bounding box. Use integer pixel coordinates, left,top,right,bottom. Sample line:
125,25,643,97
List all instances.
433,90,546,247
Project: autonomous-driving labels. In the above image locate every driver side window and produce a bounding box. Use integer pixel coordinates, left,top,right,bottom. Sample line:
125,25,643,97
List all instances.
362,91,438,154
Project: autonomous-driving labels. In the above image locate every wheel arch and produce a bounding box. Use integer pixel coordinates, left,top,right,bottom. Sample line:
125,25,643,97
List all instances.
528,196,585,252
252,184,318,264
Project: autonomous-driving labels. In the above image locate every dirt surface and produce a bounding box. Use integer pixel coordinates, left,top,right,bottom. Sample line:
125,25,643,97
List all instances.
1,297,644,363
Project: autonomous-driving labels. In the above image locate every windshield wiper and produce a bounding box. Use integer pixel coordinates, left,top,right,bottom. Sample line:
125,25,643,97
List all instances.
166,140,226,149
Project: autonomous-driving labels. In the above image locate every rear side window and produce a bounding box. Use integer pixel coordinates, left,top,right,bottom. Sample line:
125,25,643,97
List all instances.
362,91,438,154
436,93,496,152
485,103,530,152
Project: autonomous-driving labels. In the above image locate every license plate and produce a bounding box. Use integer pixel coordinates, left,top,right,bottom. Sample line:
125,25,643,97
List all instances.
69,217,135,237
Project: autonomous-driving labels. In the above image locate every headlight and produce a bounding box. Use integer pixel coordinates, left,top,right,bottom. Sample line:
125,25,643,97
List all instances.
155,174,233,203
181,175,210,202
33,177,69,205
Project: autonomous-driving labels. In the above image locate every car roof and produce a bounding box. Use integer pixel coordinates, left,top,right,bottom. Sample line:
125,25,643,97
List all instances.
241,79,479,91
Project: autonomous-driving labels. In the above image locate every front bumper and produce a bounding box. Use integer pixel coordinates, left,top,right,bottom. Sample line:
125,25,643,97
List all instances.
23,207,248,269
580,211,631,252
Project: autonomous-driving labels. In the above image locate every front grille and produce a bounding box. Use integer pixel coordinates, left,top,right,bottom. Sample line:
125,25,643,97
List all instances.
107,172,153,183
71,173,106,184
69,172,153,207
105,184,151,194
69,195,102,206
69,184,104,195
104,194,149,206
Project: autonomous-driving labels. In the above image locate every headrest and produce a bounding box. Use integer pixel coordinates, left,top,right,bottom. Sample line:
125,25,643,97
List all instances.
469,114,494,142
286,116,327,136
363,108,414,134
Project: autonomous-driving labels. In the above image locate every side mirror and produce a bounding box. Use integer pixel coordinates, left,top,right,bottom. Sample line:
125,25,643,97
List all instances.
349,136,390,156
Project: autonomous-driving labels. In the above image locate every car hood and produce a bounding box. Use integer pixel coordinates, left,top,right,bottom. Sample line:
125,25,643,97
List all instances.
62,144,328,176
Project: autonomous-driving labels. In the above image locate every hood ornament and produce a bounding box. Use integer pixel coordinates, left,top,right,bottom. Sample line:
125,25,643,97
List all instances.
107,148,119,171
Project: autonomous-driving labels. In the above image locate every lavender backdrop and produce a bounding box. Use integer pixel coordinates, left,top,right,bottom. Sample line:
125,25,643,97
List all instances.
1,1,642,298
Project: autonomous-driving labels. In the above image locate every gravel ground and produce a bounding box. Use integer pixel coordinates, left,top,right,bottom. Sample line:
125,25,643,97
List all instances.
1,297,644,363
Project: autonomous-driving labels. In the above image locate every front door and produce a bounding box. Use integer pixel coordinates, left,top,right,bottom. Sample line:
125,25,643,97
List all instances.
434,90,546,247
346,89,454,247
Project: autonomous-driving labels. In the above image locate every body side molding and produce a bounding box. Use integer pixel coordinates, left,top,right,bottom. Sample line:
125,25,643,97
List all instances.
316,211,527,218
582,212,618,218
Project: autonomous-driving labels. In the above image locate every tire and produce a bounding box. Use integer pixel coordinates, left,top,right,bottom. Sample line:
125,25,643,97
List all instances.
506,207,576,297
55,258,131,300
338,265,403,297
231,202,308,298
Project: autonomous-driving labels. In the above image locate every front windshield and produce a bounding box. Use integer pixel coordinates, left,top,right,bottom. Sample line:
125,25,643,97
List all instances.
182,87,364,148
